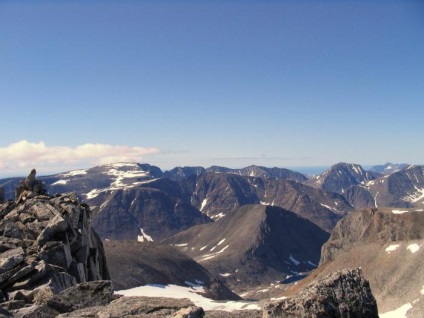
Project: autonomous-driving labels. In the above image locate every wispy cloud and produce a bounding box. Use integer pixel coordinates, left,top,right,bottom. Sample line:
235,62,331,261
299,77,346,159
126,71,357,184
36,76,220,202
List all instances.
0,140,160,177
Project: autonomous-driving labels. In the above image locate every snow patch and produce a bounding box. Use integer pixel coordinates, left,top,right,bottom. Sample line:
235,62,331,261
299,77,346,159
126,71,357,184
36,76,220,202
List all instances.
137,228,153,242
379,303,412,318
385,244,400,253
116,284,259,311
109,162,138,168
421,285,424,295
217,238,226,246
198,245,229,262
256,288,269,293
200,246,208,251
392,209,409,214
51,179,69,185
289,255,300,266
61,169,87,177
86,189,101,199
174,243,188,247
403,187,424,203
220,273,231,277
200,199,208,211
407,244,420,253
307,261,317,267
212,212,225,220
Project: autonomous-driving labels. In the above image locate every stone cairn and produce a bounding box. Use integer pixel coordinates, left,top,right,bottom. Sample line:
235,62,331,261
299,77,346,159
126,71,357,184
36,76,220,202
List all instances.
0,169,110,315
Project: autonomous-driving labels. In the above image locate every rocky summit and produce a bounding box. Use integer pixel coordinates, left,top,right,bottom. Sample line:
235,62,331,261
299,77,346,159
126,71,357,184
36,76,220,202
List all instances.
263,268,379,318
0,185,109,315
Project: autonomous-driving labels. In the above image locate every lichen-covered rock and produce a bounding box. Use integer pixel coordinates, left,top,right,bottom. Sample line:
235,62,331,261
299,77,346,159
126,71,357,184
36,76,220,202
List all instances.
263,268,378,318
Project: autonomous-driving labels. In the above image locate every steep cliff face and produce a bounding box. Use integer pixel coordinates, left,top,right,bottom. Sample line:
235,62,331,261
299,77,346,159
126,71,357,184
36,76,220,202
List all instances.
0,191,109,311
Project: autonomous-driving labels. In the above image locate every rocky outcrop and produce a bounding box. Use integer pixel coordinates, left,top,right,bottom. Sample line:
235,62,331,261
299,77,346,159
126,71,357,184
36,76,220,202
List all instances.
263,268,378,318
0,186,109,312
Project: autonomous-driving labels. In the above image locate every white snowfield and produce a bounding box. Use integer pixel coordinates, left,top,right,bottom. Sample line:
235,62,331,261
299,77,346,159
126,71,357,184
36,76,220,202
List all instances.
115,283,260,312
380,303,413,318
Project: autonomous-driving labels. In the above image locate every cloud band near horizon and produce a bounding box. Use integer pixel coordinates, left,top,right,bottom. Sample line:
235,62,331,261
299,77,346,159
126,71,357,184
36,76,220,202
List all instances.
0,140,160,176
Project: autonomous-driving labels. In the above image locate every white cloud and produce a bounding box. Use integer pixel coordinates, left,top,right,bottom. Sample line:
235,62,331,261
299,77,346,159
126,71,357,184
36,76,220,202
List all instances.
0,140,160,177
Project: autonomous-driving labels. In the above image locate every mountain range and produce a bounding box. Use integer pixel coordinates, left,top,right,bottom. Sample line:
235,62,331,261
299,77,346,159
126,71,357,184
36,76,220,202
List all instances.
1,161,423,242
1,160,424,316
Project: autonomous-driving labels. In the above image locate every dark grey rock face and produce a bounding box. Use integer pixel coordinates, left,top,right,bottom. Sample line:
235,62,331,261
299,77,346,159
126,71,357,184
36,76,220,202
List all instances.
263,268,378,318
0,191,109,312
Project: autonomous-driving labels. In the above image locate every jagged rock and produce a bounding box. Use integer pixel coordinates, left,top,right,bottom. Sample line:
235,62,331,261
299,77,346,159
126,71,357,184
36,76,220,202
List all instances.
0,248,25,274
0,188,109,311
263,268,378,318
36,214,68,248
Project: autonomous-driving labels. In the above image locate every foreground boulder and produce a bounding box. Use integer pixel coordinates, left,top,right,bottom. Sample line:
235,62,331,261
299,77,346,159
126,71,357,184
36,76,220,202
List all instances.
0,190,109,312
263,268,378,318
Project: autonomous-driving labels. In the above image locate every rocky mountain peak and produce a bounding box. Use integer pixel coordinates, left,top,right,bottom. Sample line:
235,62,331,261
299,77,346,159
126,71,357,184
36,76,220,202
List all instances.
307,162,376,194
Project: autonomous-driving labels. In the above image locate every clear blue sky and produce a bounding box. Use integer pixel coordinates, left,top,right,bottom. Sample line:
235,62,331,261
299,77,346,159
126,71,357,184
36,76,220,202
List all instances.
0,0,423,176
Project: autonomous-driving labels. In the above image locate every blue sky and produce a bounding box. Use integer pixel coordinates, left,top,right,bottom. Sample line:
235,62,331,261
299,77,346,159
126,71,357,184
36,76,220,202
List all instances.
0,0,423,177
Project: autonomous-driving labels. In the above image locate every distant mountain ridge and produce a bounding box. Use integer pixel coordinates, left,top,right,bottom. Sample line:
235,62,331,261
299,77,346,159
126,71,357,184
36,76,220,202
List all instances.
1,161,422,240
368,162,410,175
